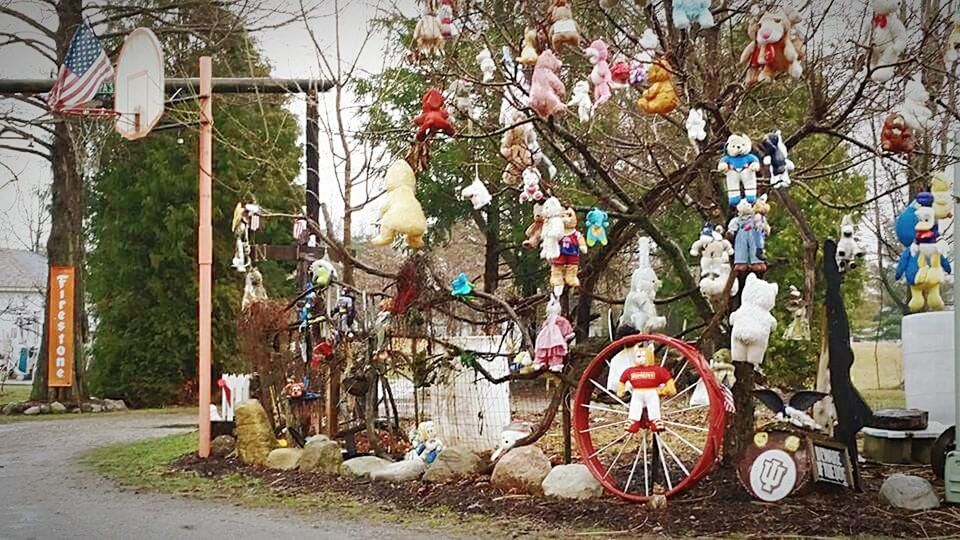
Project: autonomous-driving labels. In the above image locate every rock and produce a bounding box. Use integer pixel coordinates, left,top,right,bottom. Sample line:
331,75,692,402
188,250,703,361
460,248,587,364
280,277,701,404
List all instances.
541,464,603,500
49,401,67,414
370,459,427,482
23,406,41,416
38,404,50,414
211,435,236,457
491,445,552,495
880,474,940,510
422,446,483,483
299,437,343,474
103,399,127,412
265,448,303,470
340,456,393,479
234,399,276,465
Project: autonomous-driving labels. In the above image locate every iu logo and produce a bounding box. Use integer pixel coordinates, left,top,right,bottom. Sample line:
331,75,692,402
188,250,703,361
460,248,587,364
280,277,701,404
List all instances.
749,449,797,502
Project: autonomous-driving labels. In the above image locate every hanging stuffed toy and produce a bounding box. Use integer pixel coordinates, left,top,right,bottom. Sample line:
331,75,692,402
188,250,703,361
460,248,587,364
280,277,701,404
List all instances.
898,74,932,131
529,49,567,119
534,297,574,372
538,197,565,261
477,47,496,82
616,343,676,432
740,6,804,84
372,159,428,249
585,207,609,247
685,109,707,151
619,238,666,333
728,199,767,274
519,167,545,203
782,285,811,341
413,2,444,58
629,29,660,88
718,133,760,206
461,169,492,209
585,39,612,113
517,28,540,66
413,88,456,141
437,0,457,38
729,273,779,371
836,215,865,272
523,202,545,250
895,191,952,312
690,224,737,302
550,207,588,290
567,80,592,122
946,8,960,68
861,0,907,83
880,112,914,156
549,0,580,50
450,272,475,297
673,0,715,31
636,59,678,115
757,130,795,188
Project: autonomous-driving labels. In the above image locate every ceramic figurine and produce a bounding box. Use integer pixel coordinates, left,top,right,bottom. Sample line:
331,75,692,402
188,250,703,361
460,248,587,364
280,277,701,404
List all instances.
450,272,475,296
898,74,932,131
728,199,767,274
690,224,737,301
636,59,678,115
753,389,829,430
413,88,456,141
585,207,609,247
729,273,778,371
685,109,707,151
371,160,427,249
718,133,760,206
620,238,667,333
517,27,539,66
673,0,715,31
757,130,795,188
413,3,444,58
534,297,574,372
616,343,676,432
461,171,492,210
567,80,592,122
529,50,567,119
549,0,580,50
895,191,952,311
519,167,544,203
539,196,565,261
861,0,907,83
549,207,587,289
835,215,865,273
782,285,810,341
740,6,804,84
585,39,612,113
405,420,444,464
477,47,496,82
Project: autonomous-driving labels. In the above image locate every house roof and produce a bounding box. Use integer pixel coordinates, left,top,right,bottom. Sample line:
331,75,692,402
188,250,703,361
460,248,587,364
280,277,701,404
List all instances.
0,249,47,292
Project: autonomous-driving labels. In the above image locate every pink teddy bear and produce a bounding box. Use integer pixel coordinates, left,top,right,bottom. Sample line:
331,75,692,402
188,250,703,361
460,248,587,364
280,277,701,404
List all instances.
585,39,612,114
529,49,567,119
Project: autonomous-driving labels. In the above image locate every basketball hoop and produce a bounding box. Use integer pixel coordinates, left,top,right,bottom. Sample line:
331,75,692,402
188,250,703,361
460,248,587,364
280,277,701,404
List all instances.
114,28,165,140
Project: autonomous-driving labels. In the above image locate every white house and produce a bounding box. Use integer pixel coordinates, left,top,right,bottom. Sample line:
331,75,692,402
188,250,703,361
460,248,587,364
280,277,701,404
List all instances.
0,249,46,380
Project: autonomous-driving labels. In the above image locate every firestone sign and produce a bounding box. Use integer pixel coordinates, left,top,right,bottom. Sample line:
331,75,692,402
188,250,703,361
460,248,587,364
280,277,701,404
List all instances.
47,266,74,388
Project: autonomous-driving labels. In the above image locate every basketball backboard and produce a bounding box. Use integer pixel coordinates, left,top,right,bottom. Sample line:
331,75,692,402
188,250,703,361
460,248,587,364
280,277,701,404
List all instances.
114,28,165,140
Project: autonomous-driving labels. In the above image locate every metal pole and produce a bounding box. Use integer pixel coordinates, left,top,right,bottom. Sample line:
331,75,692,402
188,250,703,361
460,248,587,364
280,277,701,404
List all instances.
197,56,213,458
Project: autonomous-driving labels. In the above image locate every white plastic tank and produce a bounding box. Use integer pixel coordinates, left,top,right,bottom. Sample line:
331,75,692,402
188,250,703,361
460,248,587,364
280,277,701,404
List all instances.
902,311,956,426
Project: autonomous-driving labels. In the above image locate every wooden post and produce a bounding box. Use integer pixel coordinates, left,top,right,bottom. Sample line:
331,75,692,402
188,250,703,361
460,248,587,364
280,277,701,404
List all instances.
197,56,213,458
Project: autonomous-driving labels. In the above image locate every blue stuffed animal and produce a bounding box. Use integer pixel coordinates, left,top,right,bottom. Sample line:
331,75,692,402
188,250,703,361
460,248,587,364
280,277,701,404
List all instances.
585,207,609,247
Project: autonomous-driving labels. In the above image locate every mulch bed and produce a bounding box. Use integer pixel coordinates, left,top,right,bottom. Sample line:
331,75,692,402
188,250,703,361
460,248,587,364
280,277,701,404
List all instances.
173,454,960,537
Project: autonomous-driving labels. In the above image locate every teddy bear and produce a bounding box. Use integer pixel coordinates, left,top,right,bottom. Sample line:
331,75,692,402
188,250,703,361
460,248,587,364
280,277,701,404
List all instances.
371,159,428,249
673,0,715,31
519,167,544,203
413,88,456,142
620,238,667,333
757,130,795,188
835,214,865,273
881,112,914,155
636,60,678,115
729,273,778,370
740,6,804,84
585,39,613,113
549,0,580,50
535,297,574,372
539,196,566,261
437,0,457,38
585,207,609,247
898,74,932,130
946,8,960,68
861,0,907,83
413,4,444,58
523,202,545,250
517,27,539,66
718,133,760,206
685,108,707,150
529,49,567,119
567,80,592,122
629,29,660,88
477,47,496,82
550,207,588,289
461,171,492,210
727,199,766,273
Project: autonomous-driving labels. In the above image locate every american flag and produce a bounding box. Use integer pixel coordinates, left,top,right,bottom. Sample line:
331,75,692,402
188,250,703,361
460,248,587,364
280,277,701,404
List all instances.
47,24,114,112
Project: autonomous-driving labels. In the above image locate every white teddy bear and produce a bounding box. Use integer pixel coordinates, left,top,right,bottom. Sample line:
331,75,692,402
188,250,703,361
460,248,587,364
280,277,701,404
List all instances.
861,0,907,83
518,167,544,203
461,172,492,210
898,73,932,130
685,109,707,151
477,47,496,82
619,238,667,333
729,273,778,371
567,80,593,123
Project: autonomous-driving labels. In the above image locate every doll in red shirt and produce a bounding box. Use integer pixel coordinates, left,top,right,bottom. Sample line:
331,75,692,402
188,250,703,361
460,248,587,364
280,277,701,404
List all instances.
616,343,677,432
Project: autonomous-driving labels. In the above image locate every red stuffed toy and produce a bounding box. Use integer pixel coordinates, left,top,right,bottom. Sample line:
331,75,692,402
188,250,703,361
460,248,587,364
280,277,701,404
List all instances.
413,88,456,142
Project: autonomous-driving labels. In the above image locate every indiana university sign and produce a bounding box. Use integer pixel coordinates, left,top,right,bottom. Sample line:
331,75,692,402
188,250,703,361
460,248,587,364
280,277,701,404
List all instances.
47,266,75,388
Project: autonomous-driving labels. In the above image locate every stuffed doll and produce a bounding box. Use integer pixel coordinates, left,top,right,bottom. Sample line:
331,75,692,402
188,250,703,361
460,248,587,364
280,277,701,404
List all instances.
539,196,565,261
728,199,766,274
718,133,760,205
437,0,457,38
241,267,268,310
549,0,581,50
585,39,613,113
519,167,545,203
690,224,737,301
636,60,678,115
372,159,428,249
946,8,960,68
685,109,707,150
729,273,779,371
477,47,496,82
620,238,667,333
757,130,795,188
461,171,492,210
413,88,456,141
567,80,592,122
523,202,545,250
629,29,660,88
450,273,475,296
585,207,609,247
550,207,588,289
898,74,932,130
752,194,772,261
616,343,676,433
517,27,540,66
861,0,907,83
529,50,567,119
881,112,915,156
836,214,865,273
534,297,574,372
782,285,811,341
740,6,804,84
413,4,444,58
673,0,715,31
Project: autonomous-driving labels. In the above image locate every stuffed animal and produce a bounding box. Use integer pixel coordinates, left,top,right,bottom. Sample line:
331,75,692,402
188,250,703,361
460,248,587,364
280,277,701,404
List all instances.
899,74,932,130
757,130,795,188
585,39,613,113
629,29,660,88
836,215,865,273
535,297,574,372
718,133,760,205
728,199,766,274
729,273,778,370
523,202,545,250
685,109,707,150
550,207,587,289
861,0,907,83
413,4,444,58
636,60,678,115
740,6,804,84
690,224,737,301
437,0,457,38
880,112,915,155
405,420,444,464
519,167,544,203
477,47,496,82
549,0,580,50
782,285,811,341
539,196,565,261
517,28,539,66
529,50,567,119
461,171,492,210
372,159,427,249
616,343,676,433
585,207,609,247
896,192,952,311
413,88,455,141
242,267,268,310
673,0,715,31
620,238,667,333
568,80,592,122
946,8,960,68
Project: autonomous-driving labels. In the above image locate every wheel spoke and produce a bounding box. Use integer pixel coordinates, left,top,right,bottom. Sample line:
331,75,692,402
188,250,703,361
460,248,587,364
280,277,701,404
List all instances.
590,377,629,408
579,418,631,433
659,435,691,477
588,431,630,459
663,419,710,433
582,402,628,415
663,426,704,455
655,433,674,491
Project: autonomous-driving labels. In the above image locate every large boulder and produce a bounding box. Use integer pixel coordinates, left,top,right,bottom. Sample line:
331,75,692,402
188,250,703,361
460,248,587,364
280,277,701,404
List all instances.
370,459,427,482
340,455,392,479
234,399,276,465
211,435,237,458
299,436,343,474
880,474,939,510
422,446,483,483
49,401,67,414
542,464,603,500
265,448,303,470
491,445,552,495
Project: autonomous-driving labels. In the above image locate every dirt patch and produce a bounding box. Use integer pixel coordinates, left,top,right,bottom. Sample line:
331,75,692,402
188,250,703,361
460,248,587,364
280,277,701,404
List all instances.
172,453,959,537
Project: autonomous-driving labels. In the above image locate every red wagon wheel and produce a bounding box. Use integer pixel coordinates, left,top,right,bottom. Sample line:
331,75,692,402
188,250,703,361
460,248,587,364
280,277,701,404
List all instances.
572,333,726,503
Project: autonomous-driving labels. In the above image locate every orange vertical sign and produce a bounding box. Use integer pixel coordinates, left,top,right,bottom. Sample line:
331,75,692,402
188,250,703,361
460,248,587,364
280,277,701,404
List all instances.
47,266,75,388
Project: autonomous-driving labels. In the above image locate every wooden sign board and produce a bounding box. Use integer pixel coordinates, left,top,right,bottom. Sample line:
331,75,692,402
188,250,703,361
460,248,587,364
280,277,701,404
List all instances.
47,266,75,387
810,438,854,488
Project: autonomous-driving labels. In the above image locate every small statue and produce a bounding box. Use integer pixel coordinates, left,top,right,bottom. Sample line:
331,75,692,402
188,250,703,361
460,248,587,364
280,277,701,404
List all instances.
836,215,865,273
729,273,779,371
405,420,444,464
616,343,676,432
584,207,609,247
534,297,574,372
782,285,810,341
